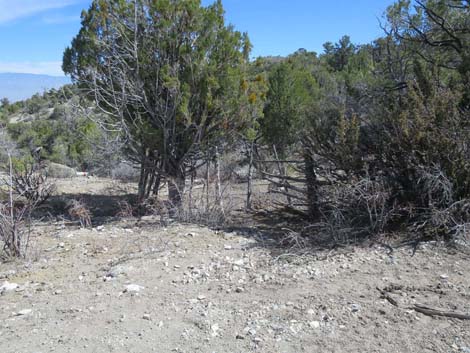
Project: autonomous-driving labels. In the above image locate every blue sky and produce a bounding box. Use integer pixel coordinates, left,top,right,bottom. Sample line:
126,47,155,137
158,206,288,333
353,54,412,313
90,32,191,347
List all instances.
0,0,393,76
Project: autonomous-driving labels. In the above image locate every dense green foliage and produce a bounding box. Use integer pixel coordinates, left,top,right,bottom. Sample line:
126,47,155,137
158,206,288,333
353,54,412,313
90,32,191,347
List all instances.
0,87,107,172
1,0,468,241
63,0,252,202
255,0,470,239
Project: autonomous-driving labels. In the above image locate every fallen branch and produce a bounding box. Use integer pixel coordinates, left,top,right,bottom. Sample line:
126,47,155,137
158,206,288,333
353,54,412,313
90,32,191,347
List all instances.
376,287,399,307
412,304,470,320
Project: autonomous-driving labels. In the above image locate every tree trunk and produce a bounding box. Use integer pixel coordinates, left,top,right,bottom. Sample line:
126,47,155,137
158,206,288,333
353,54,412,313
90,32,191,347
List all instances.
303,149,319,220
205,157,210,212
168,167,185,214
273,145,292,206
214,147,223,210
152,174,161,197
137,162,148,202
246,140,255,210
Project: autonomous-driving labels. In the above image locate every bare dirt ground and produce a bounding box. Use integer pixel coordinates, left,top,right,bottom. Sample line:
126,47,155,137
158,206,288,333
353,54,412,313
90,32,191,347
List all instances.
1,178,470,353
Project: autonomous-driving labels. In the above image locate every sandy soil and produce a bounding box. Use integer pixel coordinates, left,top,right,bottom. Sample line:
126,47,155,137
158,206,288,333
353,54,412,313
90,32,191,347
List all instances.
1,216,470,353
1,177,469,353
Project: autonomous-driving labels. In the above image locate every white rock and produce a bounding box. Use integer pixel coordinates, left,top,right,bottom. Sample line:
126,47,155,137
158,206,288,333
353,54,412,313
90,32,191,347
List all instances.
309,321,320,329
210,324,220,337
233,259,244,266
124,284,144,293
16,309,32,316
224,245,232,250
0,281,19,292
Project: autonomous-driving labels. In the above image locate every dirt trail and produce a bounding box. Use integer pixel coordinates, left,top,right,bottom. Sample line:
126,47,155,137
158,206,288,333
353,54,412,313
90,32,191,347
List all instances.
1,221,470,353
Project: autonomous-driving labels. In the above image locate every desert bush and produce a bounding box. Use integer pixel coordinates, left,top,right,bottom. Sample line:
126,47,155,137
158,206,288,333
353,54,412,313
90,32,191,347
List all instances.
0,202,31,258
366,82,470,207
9,158,56,206
67,199,92,228
0,155,50,258
305,178,395,245
116,200,135,218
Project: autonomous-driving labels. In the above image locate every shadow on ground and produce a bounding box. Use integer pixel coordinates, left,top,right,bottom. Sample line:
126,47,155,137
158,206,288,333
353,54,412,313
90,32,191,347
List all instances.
36,193,138,225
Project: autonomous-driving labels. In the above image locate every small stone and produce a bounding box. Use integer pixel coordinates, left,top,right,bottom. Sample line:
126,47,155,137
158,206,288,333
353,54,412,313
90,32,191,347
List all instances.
224,245,232,250
124,284,144,293
210,324,220,337
54,290,63,295
309,321,320,329
142,314,151,321
440,274,449,280
197,295,206,301
233,259,244,266
58,242,65,248
235,287,244,293
16,309,32,316
351,304,361,312
236,334,244,340
96,225,105,232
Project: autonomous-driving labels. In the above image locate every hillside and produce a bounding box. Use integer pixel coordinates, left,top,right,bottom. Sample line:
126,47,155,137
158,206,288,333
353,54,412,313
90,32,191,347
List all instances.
0,73,70,102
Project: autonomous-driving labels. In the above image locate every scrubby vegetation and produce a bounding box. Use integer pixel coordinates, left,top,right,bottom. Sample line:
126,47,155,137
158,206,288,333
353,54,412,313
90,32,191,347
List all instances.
1,0,469,258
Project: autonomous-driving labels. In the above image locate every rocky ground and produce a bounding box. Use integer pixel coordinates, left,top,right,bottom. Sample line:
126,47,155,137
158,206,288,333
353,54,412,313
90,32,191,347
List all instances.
1,216,470,353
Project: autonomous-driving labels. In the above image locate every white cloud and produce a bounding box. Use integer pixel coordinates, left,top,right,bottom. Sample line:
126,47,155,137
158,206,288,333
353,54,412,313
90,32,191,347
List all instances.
0,0,81,24
0,61,65,76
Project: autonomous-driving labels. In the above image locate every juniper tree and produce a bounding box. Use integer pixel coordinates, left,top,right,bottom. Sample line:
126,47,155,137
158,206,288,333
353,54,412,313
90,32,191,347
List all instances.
63,0,251,205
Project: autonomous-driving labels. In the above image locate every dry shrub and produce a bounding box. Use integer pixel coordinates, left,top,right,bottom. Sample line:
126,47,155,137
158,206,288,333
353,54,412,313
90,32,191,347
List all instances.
8,159,56,206
0,203,31,258
137,197,170,222
410,199,470,243
116,200,135,218
0,157,55,258
305,178,395,245
308,168,470,246
67,199,92,228
149,179,236,227
172,189,230,227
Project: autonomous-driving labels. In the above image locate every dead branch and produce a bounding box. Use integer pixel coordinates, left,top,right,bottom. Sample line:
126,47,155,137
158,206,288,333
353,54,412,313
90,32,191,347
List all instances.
412,304,470,320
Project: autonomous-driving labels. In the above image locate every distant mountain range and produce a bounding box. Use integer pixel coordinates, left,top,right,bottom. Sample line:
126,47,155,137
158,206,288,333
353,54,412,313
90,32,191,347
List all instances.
0,73,71,102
